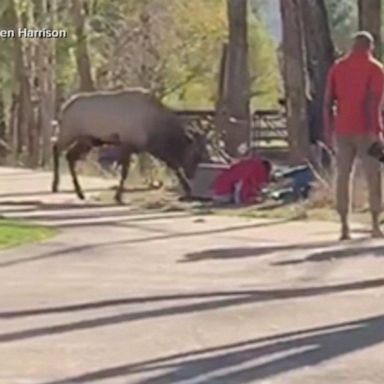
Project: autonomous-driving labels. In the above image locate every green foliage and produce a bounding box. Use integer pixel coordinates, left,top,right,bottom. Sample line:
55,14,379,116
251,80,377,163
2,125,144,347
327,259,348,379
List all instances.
248,10,280,109
325,0,357,54
55,15,78,89
56,0,279,109
0,0,281,110
0,0,282,172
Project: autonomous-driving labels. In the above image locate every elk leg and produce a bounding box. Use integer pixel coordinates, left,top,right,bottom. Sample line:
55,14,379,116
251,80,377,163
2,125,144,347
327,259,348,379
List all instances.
115,152,131,204
66,141,92,200
52,142,61,193
174,168,192,197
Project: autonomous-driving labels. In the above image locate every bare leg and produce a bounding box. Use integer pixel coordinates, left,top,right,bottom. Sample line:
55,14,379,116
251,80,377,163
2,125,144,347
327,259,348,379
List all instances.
360,145,383,238
115,153,131,204
336,134,356,241
66,141,92,200
360,136,383,238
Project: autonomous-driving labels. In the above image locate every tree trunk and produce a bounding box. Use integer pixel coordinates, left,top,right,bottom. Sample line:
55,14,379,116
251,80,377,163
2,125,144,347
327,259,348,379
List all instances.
34,0,57,166
300,0,335,144
71,0,95,91
138,4,152,90
217,43,229,106
8,96,19,164
3,0,35,165
214,43,229,147
358,0,382,59
223,0,250,157
0,92,7,163
280,0,310,163
20,6,39,167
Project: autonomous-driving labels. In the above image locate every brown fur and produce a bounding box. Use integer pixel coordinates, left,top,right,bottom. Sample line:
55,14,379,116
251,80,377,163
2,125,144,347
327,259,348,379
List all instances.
52,88,208,202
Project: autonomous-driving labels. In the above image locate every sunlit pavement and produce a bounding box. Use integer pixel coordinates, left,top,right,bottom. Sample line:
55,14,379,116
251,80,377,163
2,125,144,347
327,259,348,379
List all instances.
0,167,383,384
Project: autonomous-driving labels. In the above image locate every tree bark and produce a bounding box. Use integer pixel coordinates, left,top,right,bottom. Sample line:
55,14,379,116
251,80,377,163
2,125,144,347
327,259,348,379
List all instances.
214,43,229,147
3,0,35,165
280,0,310,163
223,0,250,157
300,0,335,143
23,10,39,167
217,43,229,106
0,92,7,163
34,0,57,166
71,0,95,91
358,0,382,59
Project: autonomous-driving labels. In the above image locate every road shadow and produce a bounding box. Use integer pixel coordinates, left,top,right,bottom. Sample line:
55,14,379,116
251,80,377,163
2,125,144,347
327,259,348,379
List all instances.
42,313,384,384
0,197,193,228
3,209,189,226
0,187,109,199
0,219,289,268
182,242,333,263
0,200,120,215
0,184,164,201
0,278,383,344
181,237,369,263
274,244,384,267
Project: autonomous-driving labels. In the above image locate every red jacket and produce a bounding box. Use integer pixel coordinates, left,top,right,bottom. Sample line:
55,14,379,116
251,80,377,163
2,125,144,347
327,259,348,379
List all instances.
212,158,269,203
325,51,384,135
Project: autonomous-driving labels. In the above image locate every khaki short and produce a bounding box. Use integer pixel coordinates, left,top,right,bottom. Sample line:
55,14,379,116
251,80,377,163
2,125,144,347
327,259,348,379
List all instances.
335,133,382,215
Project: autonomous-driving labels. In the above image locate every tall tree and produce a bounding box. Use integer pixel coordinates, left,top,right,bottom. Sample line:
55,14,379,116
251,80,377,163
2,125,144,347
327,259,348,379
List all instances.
2,0,36,165
358,0,381,58
301,0,335,143
33,0,57,165
71,0,95,91
280,0,309,163
222,0,250,157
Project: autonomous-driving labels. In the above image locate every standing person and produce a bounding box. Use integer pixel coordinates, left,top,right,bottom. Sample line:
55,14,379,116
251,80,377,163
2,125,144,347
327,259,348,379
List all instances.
323,31,384,240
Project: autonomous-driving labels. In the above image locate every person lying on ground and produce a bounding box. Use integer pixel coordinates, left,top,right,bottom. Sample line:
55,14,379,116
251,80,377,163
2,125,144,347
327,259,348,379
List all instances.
211,145,272,205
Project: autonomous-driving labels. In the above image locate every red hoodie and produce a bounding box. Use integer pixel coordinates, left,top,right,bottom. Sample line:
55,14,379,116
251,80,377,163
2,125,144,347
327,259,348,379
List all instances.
212,158,269,203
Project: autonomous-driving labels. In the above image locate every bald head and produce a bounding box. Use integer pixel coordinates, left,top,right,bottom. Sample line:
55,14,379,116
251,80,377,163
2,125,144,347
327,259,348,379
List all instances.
352,31,375,53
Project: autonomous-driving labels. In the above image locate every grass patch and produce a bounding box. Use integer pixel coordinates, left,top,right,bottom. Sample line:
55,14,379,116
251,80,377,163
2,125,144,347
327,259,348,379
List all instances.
211,201,377,226
212,202,335,221
0,220,56,249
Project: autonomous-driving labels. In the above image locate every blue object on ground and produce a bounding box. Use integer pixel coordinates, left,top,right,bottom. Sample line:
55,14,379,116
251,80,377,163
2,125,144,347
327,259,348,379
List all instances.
283,165,314,196
98,146,122,171
270,165,315,201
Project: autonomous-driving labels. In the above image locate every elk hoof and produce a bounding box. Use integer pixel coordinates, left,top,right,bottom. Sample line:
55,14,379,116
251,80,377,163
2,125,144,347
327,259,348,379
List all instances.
114,194,125,205
339,232,351,241
76,192,85,200
179,195,193,202
52,180,59,193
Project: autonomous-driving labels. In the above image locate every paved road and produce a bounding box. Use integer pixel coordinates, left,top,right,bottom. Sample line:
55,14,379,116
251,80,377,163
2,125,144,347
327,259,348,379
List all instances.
1,167,384,384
